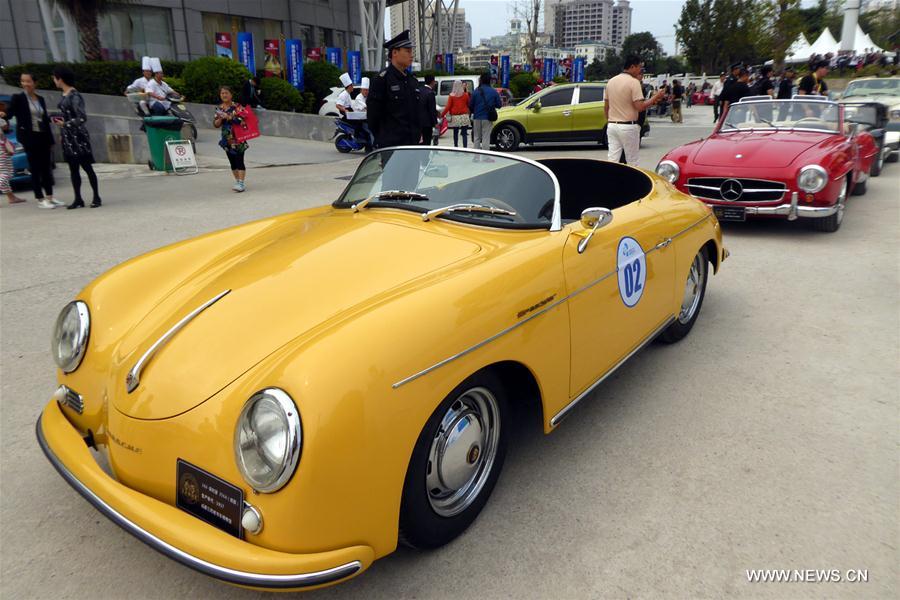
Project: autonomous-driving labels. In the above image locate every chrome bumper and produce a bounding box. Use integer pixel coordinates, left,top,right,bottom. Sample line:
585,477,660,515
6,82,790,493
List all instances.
712,192,839,221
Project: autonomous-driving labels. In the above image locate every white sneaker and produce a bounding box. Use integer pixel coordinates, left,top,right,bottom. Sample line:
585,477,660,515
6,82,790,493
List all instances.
232,181,242,192
48,196,65,207
236,181,245,193
37,198,57,209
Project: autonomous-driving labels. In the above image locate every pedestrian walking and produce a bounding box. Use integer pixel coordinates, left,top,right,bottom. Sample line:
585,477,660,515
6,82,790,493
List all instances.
52,66,102,209
721,68,752,114
441,81,471,148
469,72,501,153
367,30,421,148
603,55,664,166
671,79,684,123
798,61,829,96
213,86,249,192
0,108,26,204
418,74,439,145
5,72,60,208
711,73,725,122
776,67,795,99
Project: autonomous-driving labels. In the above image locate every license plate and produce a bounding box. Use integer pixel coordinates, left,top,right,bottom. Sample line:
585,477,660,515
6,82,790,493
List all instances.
176,459,244,538
712,205,746,222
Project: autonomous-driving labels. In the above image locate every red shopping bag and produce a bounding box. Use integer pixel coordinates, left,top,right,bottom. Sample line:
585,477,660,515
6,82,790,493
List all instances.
233,105,260,143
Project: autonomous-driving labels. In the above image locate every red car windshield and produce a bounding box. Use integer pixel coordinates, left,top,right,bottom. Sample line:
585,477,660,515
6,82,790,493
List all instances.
721,100,840,133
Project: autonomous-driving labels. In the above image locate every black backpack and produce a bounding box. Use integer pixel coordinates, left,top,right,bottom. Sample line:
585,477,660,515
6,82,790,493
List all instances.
479,88,498,122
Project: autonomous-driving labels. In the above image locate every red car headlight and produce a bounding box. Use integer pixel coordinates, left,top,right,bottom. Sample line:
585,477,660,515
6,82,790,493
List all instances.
797,165,827,193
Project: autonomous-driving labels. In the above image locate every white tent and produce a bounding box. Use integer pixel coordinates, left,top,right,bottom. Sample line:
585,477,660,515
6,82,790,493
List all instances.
806,28,840,56
784,33,811,63
852,24,883,53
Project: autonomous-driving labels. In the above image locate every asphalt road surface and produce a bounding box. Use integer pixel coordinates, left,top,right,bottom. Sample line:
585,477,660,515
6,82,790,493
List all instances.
1,106,897,599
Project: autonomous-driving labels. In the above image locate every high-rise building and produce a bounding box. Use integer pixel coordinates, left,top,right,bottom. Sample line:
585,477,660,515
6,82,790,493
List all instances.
389,1,419,47
389,4,470,52
552,0,632,50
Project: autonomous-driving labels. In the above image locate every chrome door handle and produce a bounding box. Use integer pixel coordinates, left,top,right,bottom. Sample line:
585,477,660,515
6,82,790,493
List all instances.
654,238,672,250
563,110,572,116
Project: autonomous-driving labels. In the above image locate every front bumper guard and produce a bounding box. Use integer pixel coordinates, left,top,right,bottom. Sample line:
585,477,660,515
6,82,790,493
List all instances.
712,192,839,221
36,400,371,590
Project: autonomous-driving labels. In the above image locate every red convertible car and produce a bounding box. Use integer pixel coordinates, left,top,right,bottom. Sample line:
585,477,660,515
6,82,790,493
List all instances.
656,96,879,232
691,90,714,106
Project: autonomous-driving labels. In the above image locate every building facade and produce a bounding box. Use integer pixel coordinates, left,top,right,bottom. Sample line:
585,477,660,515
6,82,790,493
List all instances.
552,0,631,50
575,40,617,63
2,0,364,69
390,3,471,54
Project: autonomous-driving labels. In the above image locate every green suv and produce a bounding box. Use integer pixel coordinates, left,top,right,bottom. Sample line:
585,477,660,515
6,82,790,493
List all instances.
491,83,607,151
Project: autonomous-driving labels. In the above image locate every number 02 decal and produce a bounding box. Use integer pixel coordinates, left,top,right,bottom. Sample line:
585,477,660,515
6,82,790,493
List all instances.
617,237,647,307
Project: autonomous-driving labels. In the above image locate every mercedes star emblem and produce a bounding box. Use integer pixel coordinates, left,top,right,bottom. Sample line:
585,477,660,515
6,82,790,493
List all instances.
720,179,743,201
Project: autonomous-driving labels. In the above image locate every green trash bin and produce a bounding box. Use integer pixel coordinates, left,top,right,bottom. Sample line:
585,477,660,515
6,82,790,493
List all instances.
143,116,183,171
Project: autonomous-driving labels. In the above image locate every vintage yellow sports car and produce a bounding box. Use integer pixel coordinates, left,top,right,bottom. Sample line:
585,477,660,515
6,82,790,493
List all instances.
38,147,727,591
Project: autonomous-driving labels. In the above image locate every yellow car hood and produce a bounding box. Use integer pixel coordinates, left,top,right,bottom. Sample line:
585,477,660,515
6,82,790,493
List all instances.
111,212,480,420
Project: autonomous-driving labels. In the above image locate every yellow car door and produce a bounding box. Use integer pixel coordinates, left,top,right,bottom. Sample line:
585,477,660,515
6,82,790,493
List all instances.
525,87,575,141
561,202,676,401
570,85,607,142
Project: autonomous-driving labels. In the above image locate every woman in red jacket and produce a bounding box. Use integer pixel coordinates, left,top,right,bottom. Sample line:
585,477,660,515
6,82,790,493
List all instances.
440,80,471,147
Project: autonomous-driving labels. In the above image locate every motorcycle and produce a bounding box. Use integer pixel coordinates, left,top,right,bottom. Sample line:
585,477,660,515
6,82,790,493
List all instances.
332,118,371,153
127,91,198,142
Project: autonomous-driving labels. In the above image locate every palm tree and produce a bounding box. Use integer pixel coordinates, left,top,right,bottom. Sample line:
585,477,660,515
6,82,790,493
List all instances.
56,0,126,61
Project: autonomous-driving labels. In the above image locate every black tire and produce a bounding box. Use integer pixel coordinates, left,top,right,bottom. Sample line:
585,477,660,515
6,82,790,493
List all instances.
812,178,848,233
658,247,709,344
887,150,899,163
869,148,883,177
190,123,198,142
493,124,520,152
399,370,509,550
334,134,352,153
851,176,867,196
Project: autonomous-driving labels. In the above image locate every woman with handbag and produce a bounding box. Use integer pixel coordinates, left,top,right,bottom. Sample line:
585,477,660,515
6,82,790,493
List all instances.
53,66,102,209
213,86,249,192
5,72,60,208
440,80,471,148
469,72,501,155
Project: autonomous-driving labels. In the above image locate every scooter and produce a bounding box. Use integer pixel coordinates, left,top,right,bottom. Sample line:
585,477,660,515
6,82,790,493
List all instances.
333,118,370,153
128,91,198,142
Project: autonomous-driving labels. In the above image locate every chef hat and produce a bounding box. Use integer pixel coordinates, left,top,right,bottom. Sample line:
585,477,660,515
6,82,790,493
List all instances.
339,72,352,87
360,77,370,90
150,57,163,73
141,56,152,71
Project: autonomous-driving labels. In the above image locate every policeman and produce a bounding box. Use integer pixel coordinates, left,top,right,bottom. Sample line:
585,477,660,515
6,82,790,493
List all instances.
717,62,741,121
367,30,421,148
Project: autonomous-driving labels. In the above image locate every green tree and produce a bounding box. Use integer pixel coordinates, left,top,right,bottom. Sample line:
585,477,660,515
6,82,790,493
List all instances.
57,0,129,61
585,58,604,80
677,0,769,73
859,7,900,49
676,0,719,73
621,32,663,72
764,0,803,68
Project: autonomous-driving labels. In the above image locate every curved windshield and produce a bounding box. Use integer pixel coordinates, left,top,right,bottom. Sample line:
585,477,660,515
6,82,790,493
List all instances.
722,100,840,133
843,78,900,98
335,148,557,229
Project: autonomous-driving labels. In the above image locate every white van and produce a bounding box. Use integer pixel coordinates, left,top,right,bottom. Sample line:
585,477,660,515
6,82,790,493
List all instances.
421,75,481,111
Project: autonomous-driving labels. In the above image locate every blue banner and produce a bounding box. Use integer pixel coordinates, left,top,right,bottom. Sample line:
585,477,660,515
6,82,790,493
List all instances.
572,57,585,83
347,51,361,85
285,39,304,91
444,53,454,75
326,47,342,69
542,58,556,82
523,62,532,72
500,55,510,88
237,32,255,74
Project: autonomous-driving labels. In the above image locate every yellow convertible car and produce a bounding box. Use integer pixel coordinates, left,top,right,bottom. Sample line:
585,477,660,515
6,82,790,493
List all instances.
38,147,726,591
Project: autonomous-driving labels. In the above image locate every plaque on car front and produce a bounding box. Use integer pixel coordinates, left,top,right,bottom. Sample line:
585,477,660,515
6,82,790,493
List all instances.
176,459,244,538
713,205,746,222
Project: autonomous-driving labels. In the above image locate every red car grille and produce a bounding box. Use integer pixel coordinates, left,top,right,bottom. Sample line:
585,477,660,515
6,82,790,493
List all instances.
686,177,788,202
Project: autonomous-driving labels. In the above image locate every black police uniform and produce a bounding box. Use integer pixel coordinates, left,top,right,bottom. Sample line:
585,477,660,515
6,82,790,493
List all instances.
367,30,421,148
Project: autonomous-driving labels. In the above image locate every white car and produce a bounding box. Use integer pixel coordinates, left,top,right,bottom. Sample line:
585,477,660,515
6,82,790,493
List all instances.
840,76,900,163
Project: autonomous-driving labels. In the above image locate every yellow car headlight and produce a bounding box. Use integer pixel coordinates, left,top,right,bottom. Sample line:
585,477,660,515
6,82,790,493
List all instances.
656,160,680,184
234,388,301,493
52,301,90,373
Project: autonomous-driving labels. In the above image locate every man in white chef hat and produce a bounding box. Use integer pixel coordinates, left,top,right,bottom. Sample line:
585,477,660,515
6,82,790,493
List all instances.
335,72,354,117
145,57,183,115
124,56,155,114
351,77,373,151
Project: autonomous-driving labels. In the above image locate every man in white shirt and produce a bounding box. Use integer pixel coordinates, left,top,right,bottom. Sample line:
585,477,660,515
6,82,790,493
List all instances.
146,57,181,116
125,57,154,115
604,55,664,165
711,73,725,122
351,77,373,151
336,72,354,117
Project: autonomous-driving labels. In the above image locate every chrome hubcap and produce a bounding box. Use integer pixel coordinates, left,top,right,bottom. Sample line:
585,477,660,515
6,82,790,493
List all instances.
426,387,500,517
836,180,848,225
678,253,706,324
497,129,513,148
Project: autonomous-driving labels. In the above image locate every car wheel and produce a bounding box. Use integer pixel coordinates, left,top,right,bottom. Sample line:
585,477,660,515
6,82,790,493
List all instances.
851,175,867,196
887,150,899,163
869,148,883,177
658,248,708,344
399,371,509,549
812,177,848,233
334,134,352,153
494,124,520,152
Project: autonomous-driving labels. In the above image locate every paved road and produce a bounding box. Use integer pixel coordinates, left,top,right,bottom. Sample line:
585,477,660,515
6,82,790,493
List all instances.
1,106,897,599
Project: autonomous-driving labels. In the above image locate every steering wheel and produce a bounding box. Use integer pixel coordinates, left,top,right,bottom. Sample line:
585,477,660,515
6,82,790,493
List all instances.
475,198,527,223
794,117,825,124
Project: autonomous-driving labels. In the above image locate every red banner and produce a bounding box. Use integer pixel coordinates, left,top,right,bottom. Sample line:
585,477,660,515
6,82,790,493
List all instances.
263,39,282,77
306,47,322,62
215,32,232,59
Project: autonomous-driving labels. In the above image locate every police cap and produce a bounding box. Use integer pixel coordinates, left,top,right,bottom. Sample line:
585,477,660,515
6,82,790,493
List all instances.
384,29,414,50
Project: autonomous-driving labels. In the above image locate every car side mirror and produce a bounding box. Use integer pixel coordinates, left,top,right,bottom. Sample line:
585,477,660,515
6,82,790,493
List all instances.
532,101,541,111
577,207,613,254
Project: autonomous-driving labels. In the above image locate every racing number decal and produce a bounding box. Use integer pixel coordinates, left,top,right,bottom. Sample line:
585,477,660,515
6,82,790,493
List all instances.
617,237,646,307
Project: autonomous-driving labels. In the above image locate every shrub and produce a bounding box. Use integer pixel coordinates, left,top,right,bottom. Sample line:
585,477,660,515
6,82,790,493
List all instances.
510,72,538,98
180,56,251,105
258,77,301,112
2,60,185,95
302,60,342,102
299,91,317,114
164,77,185,93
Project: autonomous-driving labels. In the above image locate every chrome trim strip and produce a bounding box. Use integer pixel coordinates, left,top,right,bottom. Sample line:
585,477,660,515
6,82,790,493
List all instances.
646,214,710,257
392,267,619,389
335,146,564,232
126,289,230,393
550,316,675,426
35,417,361,589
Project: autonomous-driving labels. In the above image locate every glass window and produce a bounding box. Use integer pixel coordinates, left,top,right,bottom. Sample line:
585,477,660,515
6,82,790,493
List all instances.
536,88,574,108
439,81,455,95
578,87,604,103
296,24,313,50
99,5,175,60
